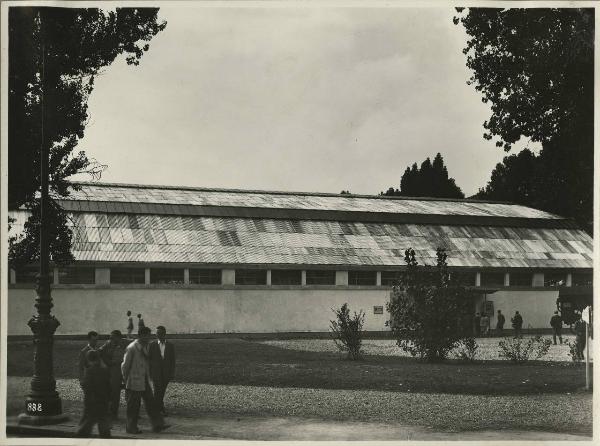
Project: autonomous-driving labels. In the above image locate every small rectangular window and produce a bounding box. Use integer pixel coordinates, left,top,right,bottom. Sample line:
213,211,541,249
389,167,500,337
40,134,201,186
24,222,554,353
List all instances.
111,267,145,284
572,272,593,287
235,269,267,285
544,271,567,287
189,268,222,285
271,270,301,285
510,272,532,287
15,266,40,284
150,268,184,285
348,270,377,286
58,266,95,285
305,270,335,285
381,271,401,286
480,272,505,287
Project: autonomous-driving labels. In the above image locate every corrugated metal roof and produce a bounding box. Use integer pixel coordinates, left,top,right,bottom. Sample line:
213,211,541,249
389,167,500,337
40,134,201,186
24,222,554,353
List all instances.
59,182,562,220
8,209,593,269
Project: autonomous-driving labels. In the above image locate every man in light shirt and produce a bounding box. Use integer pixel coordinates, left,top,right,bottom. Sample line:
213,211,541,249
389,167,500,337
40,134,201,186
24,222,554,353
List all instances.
149,325,176,416
121,326,167,434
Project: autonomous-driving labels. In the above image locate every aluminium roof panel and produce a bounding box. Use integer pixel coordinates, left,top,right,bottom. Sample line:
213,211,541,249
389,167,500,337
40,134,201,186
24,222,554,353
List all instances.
61,182,564,220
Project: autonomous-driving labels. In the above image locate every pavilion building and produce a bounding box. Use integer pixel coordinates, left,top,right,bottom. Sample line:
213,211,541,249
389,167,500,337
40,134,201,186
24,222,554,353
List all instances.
7,182,594,335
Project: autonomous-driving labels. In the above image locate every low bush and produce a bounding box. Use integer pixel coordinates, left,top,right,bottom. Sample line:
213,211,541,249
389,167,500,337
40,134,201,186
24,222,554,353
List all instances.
498,336,552,363
453,337,478,361
567,340,582,363
329,303,365,360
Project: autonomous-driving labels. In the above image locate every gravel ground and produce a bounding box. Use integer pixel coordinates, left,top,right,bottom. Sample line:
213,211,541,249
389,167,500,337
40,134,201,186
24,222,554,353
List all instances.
260,334,591,362
6,376,592,435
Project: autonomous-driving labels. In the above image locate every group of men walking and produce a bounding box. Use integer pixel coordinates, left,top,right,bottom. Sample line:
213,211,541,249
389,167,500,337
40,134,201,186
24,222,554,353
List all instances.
472,308,589,360
77,324,176,438
473,309,522,337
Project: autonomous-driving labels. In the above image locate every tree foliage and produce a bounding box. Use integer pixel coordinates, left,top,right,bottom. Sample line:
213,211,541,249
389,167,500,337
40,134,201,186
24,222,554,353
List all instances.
386,248,475,362
329,303,365,360
474,149,536,204
382,153,464,199
455,8,593,229
8,7,166,265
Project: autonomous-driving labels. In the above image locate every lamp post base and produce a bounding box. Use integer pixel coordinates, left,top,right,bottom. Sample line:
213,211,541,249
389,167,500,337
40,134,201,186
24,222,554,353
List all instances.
18,392,69,425
17,413,69,426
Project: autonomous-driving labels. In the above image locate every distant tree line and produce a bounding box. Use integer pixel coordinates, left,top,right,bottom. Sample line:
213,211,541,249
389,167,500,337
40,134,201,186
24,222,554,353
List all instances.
381,153,464,199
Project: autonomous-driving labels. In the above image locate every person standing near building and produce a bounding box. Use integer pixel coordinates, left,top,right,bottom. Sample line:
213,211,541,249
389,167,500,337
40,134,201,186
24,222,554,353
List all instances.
511,311,523,338
137,314,145,333
550,311,563,345
126,311,134,340
573,314,586,360
99,330,126,419
496,310,506,336
149,326,176,415
76,350,111,438
473,312,481,337
79,331,99,388
121,326,167,434
480,313,490,337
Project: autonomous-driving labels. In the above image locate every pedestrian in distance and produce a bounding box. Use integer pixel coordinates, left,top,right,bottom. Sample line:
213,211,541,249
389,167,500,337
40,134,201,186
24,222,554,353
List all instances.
496,310,505,336
473,312,481,337
480,313,490,337
79,331,99,388
550,311,563,345
511,311,523,338
121,326,168,434
126,311,134,340
76,350,111,438
137,313,145,334
149,325,176,416
572,313,587,360
99,329,126,419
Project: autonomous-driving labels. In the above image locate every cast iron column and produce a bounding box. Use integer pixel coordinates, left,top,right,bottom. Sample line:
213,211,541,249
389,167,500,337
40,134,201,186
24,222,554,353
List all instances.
18,19,68,424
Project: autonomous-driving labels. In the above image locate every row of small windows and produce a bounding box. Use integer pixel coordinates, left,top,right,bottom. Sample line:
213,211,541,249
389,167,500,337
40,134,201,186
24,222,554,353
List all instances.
10,266,593,287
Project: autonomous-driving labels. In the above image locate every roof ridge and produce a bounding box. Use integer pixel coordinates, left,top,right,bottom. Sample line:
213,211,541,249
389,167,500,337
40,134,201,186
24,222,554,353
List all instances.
67,181,515,206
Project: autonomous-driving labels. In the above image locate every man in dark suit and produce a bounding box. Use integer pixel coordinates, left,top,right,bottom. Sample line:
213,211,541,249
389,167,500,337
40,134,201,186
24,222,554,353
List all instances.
79,331,99,388
149,325,175,415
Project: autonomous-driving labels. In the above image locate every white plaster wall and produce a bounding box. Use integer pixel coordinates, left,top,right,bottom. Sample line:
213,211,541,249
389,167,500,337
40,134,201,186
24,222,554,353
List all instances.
476,290,559,330
7,287,391,335
7,287,561,335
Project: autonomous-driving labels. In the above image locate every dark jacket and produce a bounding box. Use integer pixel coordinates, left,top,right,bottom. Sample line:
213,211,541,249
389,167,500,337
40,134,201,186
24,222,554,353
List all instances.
98,341,125,385
496,313,505,328
511,314,523,329
79,345,94,385
82,364,111,413
550,315,563,329
148,340,176,384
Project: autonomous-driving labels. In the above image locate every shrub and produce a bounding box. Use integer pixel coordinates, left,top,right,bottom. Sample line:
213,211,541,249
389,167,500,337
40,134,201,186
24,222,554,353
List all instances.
498,335,552,363
454,337,479,361
386,248,475,362
329,303,365,360
567,340,582,363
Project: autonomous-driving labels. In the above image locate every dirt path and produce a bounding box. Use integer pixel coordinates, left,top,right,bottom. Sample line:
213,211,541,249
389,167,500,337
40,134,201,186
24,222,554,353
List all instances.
6,376,592,441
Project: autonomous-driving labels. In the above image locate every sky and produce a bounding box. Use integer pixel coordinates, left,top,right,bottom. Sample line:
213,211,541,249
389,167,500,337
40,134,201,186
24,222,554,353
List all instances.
79,5,521,197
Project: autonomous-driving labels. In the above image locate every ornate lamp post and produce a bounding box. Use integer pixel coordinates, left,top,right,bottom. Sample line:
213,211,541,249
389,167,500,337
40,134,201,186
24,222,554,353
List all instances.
18,12,68,425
